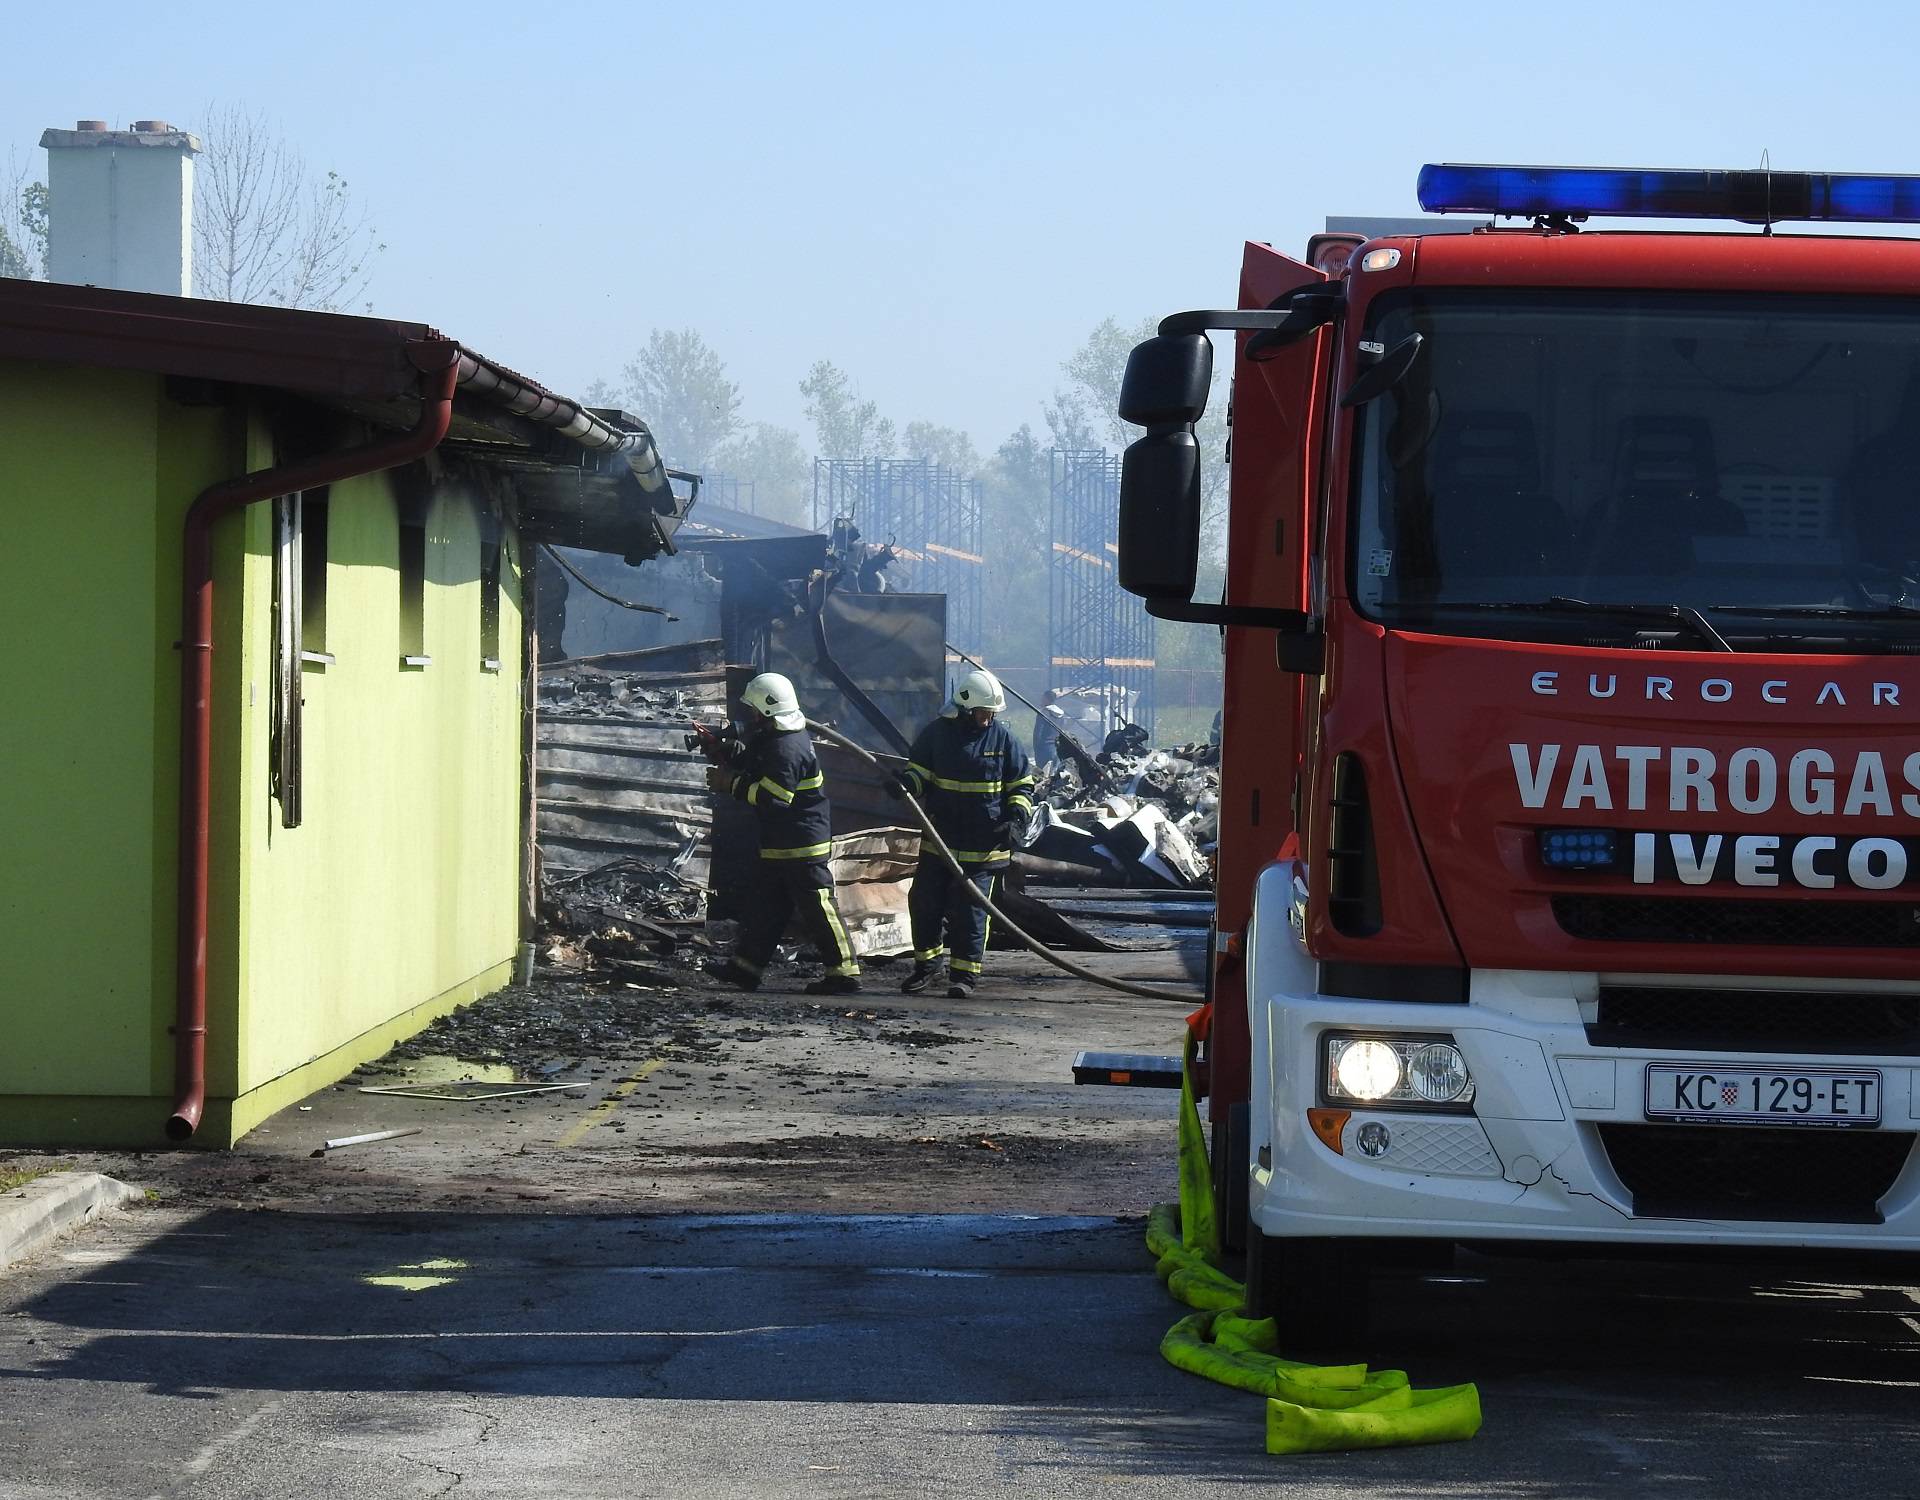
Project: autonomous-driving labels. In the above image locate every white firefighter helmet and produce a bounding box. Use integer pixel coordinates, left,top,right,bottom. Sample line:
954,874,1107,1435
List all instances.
951,668,1006,715
741,671,806,731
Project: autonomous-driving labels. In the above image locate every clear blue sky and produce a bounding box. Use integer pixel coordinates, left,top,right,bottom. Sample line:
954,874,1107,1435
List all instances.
9,0,1915,456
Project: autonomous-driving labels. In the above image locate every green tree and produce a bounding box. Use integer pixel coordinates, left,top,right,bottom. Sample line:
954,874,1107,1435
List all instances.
1,153,46,280
975,424,1052,671
618,328,743,473
900,420,979,475
1050,317,1229,729
799,360,895,458
1052,314,1230,554
0,225,28,280
1063,316,1157,449
713,422,813,527
1042,389,1099,452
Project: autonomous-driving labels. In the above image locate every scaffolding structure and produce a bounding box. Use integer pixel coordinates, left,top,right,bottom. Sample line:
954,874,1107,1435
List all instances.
812,458,984,657
1048,448,1154,738
697,471,757,515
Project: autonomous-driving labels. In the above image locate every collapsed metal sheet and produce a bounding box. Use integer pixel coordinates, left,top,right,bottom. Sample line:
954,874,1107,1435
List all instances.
535,641,728,886
766,588,946,754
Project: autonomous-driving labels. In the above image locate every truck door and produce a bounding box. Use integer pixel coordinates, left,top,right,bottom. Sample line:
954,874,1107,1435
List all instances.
1210,241,1335,1120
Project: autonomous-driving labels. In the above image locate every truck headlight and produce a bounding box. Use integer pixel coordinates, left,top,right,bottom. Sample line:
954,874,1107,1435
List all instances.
1408,1042,1471,1104
1324,1033,1475,1111
1332,1039,1402,1100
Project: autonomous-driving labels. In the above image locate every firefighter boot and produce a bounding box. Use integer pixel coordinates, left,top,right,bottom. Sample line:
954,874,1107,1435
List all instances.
709,957,762,992
804,973,863,996
899,961,941,995
946,973,978,1000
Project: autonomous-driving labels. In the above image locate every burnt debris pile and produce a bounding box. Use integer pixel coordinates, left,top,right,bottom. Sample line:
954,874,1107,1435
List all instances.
1021,737,1219,890
536,643,731,982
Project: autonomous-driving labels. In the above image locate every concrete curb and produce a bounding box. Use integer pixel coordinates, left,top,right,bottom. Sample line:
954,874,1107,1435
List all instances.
0,1172,144,1273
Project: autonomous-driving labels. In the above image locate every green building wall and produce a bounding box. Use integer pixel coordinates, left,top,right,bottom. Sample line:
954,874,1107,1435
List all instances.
0,361,526,1146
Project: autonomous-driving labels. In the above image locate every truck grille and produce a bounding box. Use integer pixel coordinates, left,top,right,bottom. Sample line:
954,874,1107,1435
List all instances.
1555,894,1920,949
1599,1123,1915,1223
1592,986,1920,1054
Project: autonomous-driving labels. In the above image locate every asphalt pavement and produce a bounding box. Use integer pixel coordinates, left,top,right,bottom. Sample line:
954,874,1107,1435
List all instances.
4,1206,1920,1498
7,929,1920,1493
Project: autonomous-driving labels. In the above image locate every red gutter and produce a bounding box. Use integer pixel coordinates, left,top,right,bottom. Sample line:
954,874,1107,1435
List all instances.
167,338,461,1142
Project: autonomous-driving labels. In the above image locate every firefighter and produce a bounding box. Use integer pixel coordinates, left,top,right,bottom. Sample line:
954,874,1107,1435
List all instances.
1032,689,1068,769
707,672,863,995
891,668,1034,997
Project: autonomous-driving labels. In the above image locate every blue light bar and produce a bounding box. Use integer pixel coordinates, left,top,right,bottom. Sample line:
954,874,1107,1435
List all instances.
1418,163,1920,226
1538,828,1619,871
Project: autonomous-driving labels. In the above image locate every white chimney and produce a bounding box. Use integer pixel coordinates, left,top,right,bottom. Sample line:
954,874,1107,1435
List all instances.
40,119,201,297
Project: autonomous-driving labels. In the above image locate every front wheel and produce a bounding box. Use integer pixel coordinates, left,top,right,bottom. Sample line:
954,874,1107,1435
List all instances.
1243,1226,1373,1359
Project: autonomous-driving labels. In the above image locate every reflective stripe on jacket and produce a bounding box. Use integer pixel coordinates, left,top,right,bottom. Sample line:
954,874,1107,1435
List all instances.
728,727,834,862
900,716,1033,868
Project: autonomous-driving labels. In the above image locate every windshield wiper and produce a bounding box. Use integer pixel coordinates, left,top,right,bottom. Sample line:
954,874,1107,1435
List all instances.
1431,597,1735,652
1703,602,1920,619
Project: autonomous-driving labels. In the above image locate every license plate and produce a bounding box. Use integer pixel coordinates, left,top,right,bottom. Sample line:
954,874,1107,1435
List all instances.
1645,1064,1881,1127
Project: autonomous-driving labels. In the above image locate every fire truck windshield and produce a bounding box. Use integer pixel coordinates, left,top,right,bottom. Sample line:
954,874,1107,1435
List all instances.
1351,290,1920,649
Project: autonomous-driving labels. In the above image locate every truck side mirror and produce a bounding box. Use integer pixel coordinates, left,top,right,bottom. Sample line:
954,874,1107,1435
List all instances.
1117,334,1211,601
1111,310,1313,636
1119,429,1203,599
1118,333,1212,428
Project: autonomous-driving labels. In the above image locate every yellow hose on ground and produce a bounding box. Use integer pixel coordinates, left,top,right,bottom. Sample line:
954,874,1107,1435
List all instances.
1153,1025,1483,1456
805,719,1203,1003
808,719,1480,1451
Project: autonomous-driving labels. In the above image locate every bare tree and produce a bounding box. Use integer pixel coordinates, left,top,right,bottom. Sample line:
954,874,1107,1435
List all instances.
276,170,378,312
192,105,380,311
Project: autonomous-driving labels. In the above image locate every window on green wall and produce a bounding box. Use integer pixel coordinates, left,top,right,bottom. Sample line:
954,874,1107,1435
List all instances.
480,539,502,671
272,495,303,828
300,490,329,660
399,519,428,667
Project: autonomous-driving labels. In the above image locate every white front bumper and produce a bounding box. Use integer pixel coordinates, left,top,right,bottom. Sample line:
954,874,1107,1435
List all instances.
1246,868,1920,1250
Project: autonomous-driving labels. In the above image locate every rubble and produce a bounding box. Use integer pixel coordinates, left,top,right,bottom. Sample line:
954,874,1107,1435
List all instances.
378,973,722,1072
1021,737,1220,890
536,636,1204,973
542,852,708,931
537,671,712,722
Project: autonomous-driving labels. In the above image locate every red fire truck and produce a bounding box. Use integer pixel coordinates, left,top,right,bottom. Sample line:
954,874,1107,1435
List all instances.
1112,165,1920,1338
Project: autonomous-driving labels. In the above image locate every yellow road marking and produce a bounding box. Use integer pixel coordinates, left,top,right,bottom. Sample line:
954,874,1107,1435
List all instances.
558,1059,664,1149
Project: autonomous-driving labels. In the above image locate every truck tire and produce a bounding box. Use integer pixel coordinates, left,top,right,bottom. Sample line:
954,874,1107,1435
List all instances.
1211,1103,1250,1255
1244,1226,1372,1357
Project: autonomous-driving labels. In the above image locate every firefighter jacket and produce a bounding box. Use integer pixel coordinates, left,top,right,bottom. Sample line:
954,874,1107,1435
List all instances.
727,727,833,863
901,716,1035,869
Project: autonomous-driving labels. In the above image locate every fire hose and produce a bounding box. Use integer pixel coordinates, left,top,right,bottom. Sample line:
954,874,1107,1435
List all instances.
804,718,1203,1004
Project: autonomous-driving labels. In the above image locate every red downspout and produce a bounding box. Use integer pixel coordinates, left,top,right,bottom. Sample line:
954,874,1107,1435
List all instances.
167,339,461,1142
